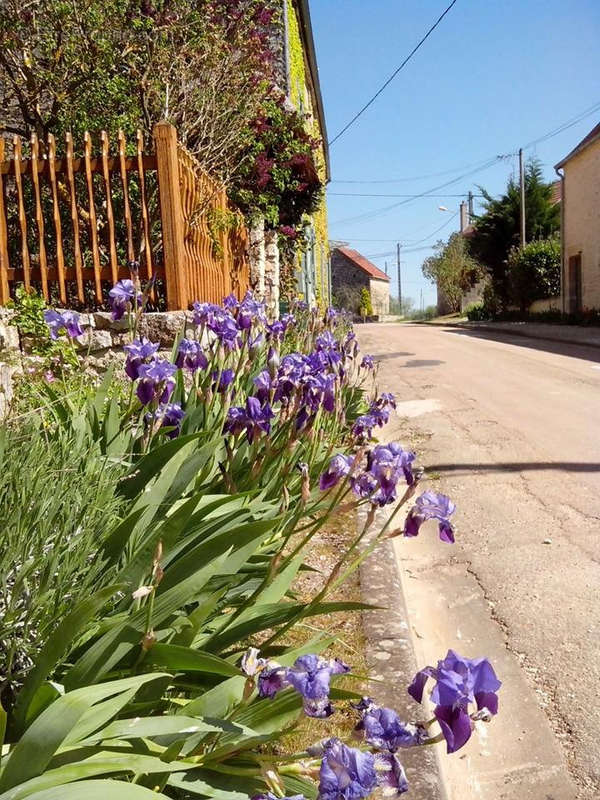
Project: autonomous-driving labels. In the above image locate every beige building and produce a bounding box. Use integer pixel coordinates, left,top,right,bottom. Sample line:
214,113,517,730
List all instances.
555,122,600,312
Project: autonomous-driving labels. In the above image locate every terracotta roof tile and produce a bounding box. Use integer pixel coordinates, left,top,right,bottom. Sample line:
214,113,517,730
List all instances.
334,246,391,282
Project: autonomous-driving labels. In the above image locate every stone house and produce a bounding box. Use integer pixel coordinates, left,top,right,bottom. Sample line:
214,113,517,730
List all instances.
330,246,390,316
555,122,600,312
251,1,331,312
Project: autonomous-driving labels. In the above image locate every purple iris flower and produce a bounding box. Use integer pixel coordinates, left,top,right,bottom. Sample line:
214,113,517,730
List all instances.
324,306,338,325
295,300,309,312
44,309,83,340
281,313,296,329
315,331,337,350
136,359,177,406
350,444,416,507
374,752,409,796
301,373,333,413
155,403,185,438
360,355,375,370
238,292,266,330
124,338,160,380
212,368,235,393
404,491,456,543
357,702,427,751
314,332,342,366
253,794,305,800
223,293,239,310
320,454,353,490
223,397,274,443
350,471,378,500
253,369,272,403
374,443,416,487
368,404,389,428
286,654,350,718
175,339,208,372
352,414,377,440
408,650,501,754
343,331,359,359
379,392,396,409
210,312,241,349
109,279,142,320
267,320,286,341
257,665,289,698
318,739,376,800
192,301,221,327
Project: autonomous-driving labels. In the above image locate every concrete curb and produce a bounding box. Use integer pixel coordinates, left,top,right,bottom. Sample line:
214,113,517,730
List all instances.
435,321,600,350
358,512,449,800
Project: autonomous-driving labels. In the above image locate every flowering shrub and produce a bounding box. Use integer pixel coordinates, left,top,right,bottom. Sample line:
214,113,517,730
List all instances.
233,95,323,233
0,282,501,799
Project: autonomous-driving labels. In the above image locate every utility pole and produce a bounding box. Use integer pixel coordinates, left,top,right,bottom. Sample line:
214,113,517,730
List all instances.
519,147,526,247
396,242,402,310
467,190,474,223
384,260,388,275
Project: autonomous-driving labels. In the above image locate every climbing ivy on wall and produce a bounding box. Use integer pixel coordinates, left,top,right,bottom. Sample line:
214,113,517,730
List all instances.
285,0,330,305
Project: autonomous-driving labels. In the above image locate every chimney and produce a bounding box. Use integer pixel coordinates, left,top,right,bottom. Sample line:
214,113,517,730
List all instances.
459,201,469,233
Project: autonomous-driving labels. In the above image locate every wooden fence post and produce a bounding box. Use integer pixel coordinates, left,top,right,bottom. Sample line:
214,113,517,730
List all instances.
153,122,188,310
0,139,10,304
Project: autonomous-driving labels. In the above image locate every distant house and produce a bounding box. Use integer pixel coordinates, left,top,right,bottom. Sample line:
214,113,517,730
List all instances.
555,122,600,312
330,246,390,316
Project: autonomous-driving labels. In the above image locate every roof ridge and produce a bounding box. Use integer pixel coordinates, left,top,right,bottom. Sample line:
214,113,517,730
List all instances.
334,245,391,282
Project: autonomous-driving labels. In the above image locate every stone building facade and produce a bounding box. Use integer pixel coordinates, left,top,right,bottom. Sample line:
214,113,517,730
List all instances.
250,0,331,312
555,122,600,312
330,246,390,316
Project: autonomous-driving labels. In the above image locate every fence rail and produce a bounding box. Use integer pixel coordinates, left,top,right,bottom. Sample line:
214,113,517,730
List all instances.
0,122,249,310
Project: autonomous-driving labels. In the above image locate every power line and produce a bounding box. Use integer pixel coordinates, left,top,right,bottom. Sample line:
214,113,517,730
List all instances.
406,211,459,246
328,0,460,146
331,157,501,184
523,100,600,149
328,192,483,198
362,212,459,258
330,155,506,227
330,100,600,185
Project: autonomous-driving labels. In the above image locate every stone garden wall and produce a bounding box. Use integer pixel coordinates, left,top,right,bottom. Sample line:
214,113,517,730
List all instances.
0,310,195,416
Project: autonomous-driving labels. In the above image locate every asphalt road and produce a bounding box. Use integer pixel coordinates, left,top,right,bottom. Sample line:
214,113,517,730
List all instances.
356,322,600,799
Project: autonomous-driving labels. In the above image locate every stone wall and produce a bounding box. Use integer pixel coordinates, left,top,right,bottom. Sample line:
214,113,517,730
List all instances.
0,311,195,416
249,218,280,317
369,278,389,316
330,250,369,298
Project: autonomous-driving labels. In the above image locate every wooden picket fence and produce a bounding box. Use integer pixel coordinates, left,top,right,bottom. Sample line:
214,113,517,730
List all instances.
0,122,249,310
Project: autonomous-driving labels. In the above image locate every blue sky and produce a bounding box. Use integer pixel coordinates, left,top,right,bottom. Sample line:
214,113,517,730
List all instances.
309,0,600,307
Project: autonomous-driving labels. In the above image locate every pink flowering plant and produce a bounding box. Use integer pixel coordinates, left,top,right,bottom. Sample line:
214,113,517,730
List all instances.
0,281,501,799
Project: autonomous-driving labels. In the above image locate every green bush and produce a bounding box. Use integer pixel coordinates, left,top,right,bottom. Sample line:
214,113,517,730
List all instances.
465,302,488,321
359,288,373,317
508,237,561,311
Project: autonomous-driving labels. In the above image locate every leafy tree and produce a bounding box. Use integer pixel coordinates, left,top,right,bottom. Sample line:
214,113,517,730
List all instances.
359,287,373,317
0,0,322,230
508,236,561,311
468,159,560,305
422,232,483,312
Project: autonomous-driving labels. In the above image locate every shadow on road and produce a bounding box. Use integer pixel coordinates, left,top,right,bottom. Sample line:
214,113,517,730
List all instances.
445,326,600,364
400,359,445,368
372,351,415,361
427,461,600,476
